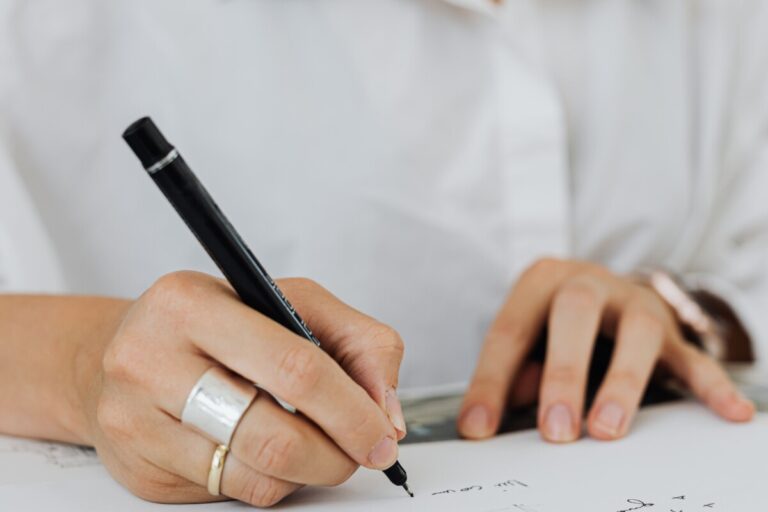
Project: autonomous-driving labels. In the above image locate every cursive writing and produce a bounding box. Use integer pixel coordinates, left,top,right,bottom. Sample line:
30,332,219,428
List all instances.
432,479,530,496
617,499,655,512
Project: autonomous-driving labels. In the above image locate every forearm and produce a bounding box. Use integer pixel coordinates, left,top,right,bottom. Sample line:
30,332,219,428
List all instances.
0,295,130,445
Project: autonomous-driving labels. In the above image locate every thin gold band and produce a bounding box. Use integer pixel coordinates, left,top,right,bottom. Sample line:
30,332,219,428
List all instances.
207,444,229,496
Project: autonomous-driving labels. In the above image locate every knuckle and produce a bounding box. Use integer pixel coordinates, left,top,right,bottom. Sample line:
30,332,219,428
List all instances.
276,345,323,399
624,306,666,337
635,285,663,305
665,343,698,379
390,334,406,357
522,257,563,279
277,277,328,308
254,431,298,476
150,271,198,298
487,321,527,347
543,364,580,386
364,323,405,355
127,473,187,503
605,368,646,393
588,263,613,280
631,286,653,302
345,407,381,446
101,341,135,380
142,271,207,317
667,344,724,399
101,339,140,383
635,288,676,322
685,350,717,382
555,277,604,310
281,277,322,294
95,398,134,441
244,476,288,508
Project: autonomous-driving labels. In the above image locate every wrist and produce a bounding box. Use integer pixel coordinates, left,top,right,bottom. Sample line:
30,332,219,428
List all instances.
688,290,754,362
67,299,133,445
633,269,753,362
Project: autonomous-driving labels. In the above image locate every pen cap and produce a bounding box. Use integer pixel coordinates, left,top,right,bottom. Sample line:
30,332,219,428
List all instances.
123,117,175,170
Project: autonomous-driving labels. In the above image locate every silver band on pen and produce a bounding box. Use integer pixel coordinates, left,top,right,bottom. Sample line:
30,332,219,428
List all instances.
146,148,179,174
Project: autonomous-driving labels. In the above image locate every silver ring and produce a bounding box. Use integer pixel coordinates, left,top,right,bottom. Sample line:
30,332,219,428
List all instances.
181,367,258,446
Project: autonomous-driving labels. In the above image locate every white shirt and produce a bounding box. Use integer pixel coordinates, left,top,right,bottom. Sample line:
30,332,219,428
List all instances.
1,0,767,388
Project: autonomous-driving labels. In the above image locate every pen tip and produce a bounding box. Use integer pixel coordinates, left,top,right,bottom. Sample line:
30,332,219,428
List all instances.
403,483,414,498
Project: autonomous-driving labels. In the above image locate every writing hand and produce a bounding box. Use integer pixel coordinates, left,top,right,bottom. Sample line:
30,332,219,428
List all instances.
458,259,754,442
76,272,405,506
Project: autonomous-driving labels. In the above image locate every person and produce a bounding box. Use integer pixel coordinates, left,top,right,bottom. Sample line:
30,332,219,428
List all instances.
1,0,766,507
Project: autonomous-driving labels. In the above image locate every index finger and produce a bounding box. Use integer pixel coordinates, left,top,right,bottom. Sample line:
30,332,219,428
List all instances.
459,260,571,439
277,279,405,408
168,277,400,471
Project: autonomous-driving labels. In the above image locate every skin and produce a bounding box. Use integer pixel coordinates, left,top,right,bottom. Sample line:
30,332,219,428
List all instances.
0,273,407,507
458,258,755,443
0,260,755,506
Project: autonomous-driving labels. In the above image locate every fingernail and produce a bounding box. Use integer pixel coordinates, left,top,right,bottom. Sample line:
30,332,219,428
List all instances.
716,390,755,421
711,389,746,409
368,437,398,469
460,405,490,438
735,392,755,409
543,403,575,442
594,402,625,437
385,388,407,438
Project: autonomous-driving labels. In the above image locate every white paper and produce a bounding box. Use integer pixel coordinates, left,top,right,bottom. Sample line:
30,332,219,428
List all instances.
0,402,763,511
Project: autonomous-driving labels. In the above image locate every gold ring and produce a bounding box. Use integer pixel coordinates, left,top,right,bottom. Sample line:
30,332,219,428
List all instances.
207,444,229,496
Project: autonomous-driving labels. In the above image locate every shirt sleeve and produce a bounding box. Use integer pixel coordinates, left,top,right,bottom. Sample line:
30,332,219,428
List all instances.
682,1,768,366
0,143,66,293
0,4,66,293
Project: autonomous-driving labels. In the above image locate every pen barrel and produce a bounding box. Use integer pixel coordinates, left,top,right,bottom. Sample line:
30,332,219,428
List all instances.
149,156,319,344
124,117,408,494
383,461,408,486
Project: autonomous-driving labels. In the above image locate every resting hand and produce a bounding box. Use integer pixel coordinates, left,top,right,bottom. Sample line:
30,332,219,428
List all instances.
459,259,754,443
77,272,406,507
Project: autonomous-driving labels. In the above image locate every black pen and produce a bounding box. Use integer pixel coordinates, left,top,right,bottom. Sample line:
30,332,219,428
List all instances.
123,116,412,498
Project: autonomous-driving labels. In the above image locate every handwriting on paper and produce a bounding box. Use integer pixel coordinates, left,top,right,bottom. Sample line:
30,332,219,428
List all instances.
0,442,99,469
615,496,716,512
432,479,530,496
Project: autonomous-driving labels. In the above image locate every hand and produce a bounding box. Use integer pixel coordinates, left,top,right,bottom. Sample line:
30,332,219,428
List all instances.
76,272,406,507
458,259,754,443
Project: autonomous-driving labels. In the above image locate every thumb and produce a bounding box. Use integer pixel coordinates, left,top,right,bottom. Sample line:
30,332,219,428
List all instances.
277,277,407,439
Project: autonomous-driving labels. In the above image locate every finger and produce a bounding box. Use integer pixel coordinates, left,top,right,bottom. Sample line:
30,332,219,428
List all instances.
508,361,542,408
107,454,214,505
92,388,217,505
587,304,664,440
538,275,607,443
663,341,755,422
153,360,359,485
200,309,398,469
139,410,301,508
229,392,358,486
150,275,398,470
459,260,570,439
278,278,406,437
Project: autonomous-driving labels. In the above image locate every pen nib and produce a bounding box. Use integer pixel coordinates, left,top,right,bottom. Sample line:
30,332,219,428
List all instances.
402,483,414,498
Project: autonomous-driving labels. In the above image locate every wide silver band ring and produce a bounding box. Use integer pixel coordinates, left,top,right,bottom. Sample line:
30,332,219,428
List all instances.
181,367,258,447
